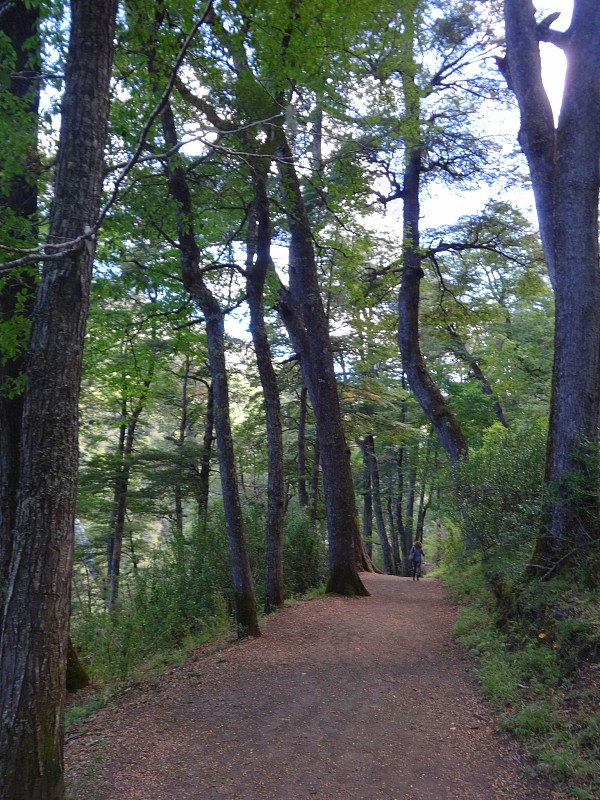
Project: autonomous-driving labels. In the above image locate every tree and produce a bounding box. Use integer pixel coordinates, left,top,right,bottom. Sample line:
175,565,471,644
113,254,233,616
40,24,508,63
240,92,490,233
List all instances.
177,0,370,595
501,0,600,573
342,1,503,467
160,97,261,636
0,1,118,796
104,331,155,613
359,434,394,573
245,165,286,613
275,130,368,596
422,201,551,431
393,1,480,467
0,0,39,611
296,386,310,510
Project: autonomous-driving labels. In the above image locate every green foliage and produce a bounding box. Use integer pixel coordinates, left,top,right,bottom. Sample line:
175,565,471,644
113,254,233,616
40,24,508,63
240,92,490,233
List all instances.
441,549,600,798
64,694,107,732
578,712,600,751
72,544,229,686
455,419,547,570
71,493,331,688
283,504,328,596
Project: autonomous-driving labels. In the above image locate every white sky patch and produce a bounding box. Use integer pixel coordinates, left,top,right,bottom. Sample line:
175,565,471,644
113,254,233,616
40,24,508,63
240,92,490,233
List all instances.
537,1,573,122
540,42,566,123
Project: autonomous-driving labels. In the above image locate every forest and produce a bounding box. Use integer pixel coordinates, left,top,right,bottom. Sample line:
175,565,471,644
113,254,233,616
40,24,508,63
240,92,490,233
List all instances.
1,1,599,799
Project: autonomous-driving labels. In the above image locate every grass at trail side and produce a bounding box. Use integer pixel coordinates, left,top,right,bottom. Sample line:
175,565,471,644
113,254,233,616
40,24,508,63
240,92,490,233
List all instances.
440,558,600,800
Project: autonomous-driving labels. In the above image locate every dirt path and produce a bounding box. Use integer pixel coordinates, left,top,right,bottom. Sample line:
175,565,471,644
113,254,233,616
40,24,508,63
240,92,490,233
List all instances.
66,574,561,800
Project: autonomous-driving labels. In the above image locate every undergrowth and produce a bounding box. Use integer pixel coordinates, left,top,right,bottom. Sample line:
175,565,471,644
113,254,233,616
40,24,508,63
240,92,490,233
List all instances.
441,553,600,800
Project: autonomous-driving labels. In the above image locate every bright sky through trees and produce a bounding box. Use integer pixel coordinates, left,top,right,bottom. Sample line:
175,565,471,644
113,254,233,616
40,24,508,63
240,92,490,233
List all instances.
422,1,573,229
539,0,572,119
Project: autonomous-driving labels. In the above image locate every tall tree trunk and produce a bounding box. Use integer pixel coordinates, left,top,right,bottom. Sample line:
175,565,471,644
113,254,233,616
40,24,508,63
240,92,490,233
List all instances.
396,10,467,468
297,386,309,509
309,435,320,529
400,445,418,575
0,0,39,616
0,2,117,797
197,380,214,519
160,102,260,636
2,58,92,681
415,434,433,542
275,129,367,597
387,470,401,573
395,446,411,576
417,483,433,544
106,377,151,614
405,452,417,545
502,0,600,570
361,435,394,574
172,358,191,568
106,409,129,613
245,164,286,614
398,146,468,468
360,444,373,558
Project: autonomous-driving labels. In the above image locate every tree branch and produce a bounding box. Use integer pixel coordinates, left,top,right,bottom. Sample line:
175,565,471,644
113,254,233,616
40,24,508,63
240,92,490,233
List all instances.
536,12,570,49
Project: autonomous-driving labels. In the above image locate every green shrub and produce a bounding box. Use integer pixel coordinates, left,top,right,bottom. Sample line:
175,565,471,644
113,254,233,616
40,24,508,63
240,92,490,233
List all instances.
567,787,597,800
72,516,230,686
454,419,546,569
283,505,327,596
453,605,498,653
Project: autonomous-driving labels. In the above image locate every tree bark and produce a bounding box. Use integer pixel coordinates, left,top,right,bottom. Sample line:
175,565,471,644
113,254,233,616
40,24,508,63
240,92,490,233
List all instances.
360,435,394,574
387,470,401,573
197,381,214,519
360,445,373,558
309,435,320,529
0,2,118,797
398,444,418,576
415,434,433,542
297,386,309,509
395,447,410,577
275,129,368,597
398,147,468,468
405,451,417,545
66,639,90,694
245,165,286,614
0,0,40,616
417,483,433,544
172,359,190,568
160,101,260,636
106,378,151,614
503,0,600,567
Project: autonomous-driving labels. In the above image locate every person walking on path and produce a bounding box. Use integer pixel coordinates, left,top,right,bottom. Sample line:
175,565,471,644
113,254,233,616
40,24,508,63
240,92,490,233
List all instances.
410,540,424,580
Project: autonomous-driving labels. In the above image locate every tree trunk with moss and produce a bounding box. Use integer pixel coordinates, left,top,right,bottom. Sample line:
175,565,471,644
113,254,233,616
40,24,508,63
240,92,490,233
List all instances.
0,0,39,617
0,2,118,796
